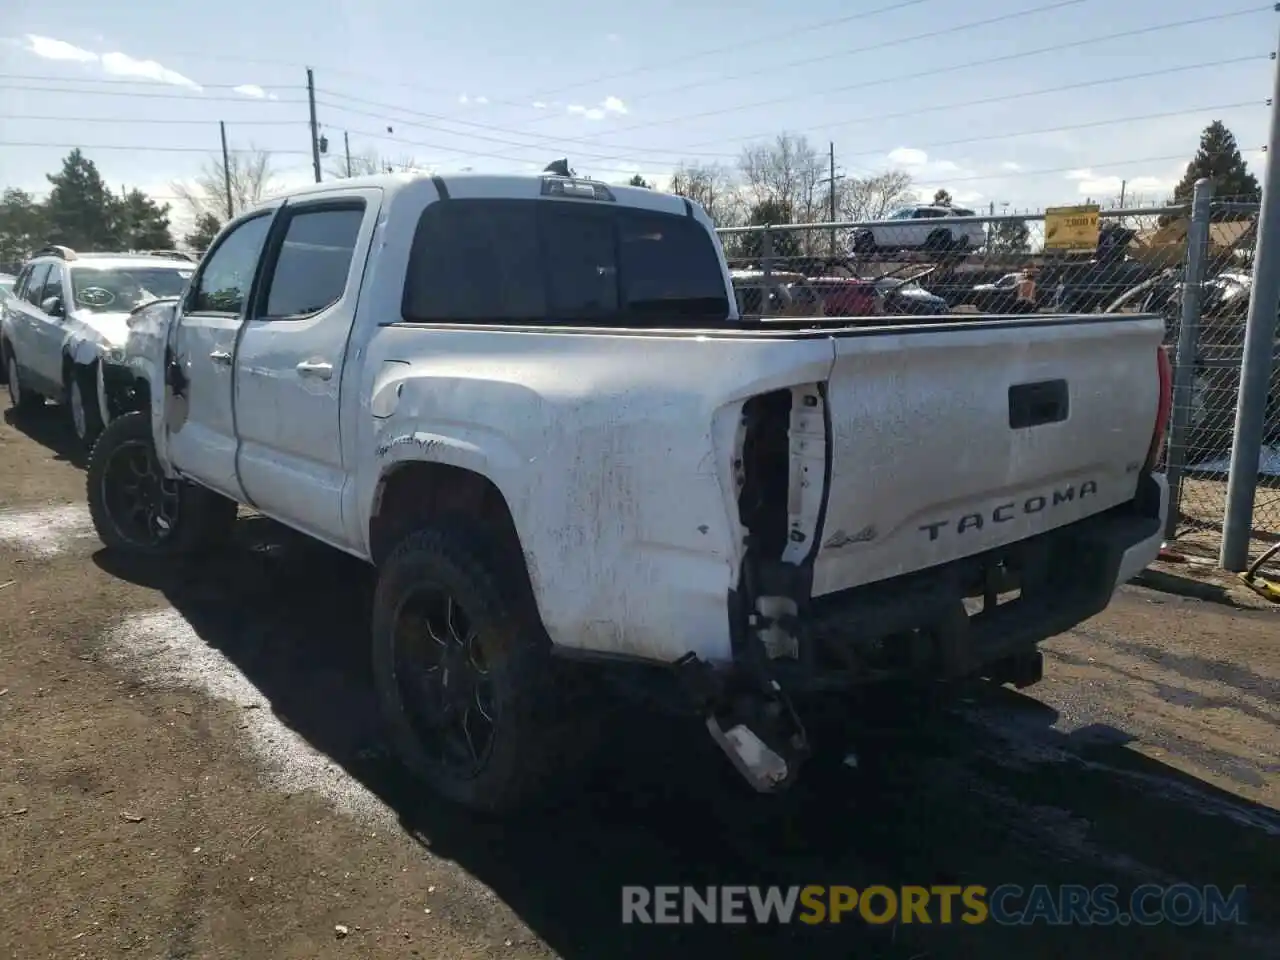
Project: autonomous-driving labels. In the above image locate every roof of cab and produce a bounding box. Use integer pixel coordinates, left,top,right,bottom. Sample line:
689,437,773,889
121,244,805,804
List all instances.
261,171,695,219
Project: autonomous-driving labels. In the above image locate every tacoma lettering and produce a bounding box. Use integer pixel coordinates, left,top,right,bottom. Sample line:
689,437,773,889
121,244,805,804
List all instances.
918,481,1097,542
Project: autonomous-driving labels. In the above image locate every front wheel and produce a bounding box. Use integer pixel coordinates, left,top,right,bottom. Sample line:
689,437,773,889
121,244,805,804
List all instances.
86,411,237,558
371,525,577,814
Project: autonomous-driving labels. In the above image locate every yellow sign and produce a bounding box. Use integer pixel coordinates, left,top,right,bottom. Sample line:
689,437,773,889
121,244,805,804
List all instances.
1044,204,1100,251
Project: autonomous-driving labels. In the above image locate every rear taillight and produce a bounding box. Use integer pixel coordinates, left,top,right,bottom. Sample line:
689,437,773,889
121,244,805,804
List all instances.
1145,345,1173,471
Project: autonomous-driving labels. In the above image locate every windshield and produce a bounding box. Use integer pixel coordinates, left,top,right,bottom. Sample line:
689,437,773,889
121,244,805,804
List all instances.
70,265,193,313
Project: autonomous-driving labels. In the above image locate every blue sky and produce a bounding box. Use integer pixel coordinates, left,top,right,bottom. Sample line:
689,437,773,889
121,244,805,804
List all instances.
0,0,1274,231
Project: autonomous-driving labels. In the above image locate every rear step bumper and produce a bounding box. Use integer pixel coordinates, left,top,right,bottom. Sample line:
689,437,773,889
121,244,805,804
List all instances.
775,471,1167,693
683,473,1166,792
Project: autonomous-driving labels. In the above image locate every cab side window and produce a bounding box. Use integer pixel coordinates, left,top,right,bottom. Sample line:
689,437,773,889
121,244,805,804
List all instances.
189,214,273,315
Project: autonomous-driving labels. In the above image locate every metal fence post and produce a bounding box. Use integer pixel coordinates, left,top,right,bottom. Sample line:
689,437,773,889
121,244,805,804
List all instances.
761,226,775,316
1164,178,1215,541
1221,43,1280,569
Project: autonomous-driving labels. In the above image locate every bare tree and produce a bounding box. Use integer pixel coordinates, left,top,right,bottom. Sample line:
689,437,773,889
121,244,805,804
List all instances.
839,170,915,222
328,149,430,179
172,146,276,222
668,161,745,228
738,134,828,253
738,135,825,214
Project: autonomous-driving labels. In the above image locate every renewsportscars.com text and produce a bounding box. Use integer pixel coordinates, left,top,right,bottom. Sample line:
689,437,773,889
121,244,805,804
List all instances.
621,884,1248,927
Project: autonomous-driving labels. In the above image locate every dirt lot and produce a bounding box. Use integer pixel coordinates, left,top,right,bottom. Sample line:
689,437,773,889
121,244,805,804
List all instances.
1,406,1278,960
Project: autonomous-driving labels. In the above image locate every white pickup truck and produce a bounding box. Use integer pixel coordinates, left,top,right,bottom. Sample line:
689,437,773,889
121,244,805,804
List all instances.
83,170,1171,813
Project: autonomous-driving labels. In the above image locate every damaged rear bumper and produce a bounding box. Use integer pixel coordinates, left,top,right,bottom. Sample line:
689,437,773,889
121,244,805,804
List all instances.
688,473,1166,791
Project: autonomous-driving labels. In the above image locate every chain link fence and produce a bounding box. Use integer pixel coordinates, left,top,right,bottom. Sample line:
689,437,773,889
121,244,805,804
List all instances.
714,196,1279,561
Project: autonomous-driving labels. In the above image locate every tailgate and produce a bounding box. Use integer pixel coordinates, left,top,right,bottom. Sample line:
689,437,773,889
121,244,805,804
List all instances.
811,315,1164,597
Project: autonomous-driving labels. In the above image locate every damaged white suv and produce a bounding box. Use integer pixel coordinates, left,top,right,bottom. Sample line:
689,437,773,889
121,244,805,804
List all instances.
85,170,1170,812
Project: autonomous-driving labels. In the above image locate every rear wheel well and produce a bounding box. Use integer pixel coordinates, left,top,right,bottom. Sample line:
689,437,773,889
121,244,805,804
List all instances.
369,462,525,570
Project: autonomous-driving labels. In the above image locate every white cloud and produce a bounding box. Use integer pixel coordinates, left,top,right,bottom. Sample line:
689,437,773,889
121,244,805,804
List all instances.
888,147,928,166
474,95,489,105
100,51,199,89
567,96,628,122
606,33,621,42
233,84,266,99
24,34,96,63
23,34,200,89
1065,171,1175,198
458,93,469,104
532,101,548,109
1000,161,1023,172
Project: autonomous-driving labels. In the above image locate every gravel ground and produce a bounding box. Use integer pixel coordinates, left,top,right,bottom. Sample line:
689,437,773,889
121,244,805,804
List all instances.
1,404,1278,960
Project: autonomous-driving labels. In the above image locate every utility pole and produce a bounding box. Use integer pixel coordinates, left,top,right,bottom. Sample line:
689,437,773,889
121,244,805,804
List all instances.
1118,179,1127,208
306,67,322,183
818,142,846,261
219,121,234,219
1221,26,1280,570
344,130,352,178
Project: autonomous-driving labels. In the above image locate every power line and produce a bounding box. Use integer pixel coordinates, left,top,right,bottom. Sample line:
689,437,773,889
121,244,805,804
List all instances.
520,0,943,100
0,73,295,91
316,96,691,164
842,101,1263,162
564,5,1275,150
99,3,938,112
0,84,308,103
523,0,1090,133
2,114,306,126
313,54,1264,164
320,99,1252,178
3,99,1255,183
0,141,312,156
936,150,1256,185
678,54,1270,151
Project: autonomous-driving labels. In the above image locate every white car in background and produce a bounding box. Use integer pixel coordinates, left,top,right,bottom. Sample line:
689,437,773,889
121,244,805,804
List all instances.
1,246,194,447
852,204,987,254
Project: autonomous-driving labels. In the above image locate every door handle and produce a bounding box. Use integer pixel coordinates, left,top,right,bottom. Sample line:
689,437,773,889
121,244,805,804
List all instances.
209,349,232,365
296,360,333,380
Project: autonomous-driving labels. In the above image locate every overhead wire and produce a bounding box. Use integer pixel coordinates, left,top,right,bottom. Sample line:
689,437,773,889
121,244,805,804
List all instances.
310,54,1267,164
559,5,1276,152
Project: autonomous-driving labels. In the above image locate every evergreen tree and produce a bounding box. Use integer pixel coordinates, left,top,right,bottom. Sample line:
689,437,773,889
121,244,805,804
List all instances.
116,189,175,249
933,188,953,206
1173,121,1260,202
44,149,119,249
183,212,222,252
741,198,800,262
0,189,49,268
628,174,650,188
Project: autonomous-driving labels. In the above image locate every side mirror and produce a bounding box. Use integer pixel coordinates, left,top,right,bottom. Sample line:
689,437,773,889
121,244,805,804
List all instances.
41,296,64,317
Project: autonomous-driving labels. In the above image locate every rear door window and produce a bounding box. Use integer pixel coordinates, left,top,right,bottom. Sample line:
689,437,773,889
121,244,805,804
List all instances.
402,199,729,325
23,264,51,306
260,204,365,319
41,266,64,311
